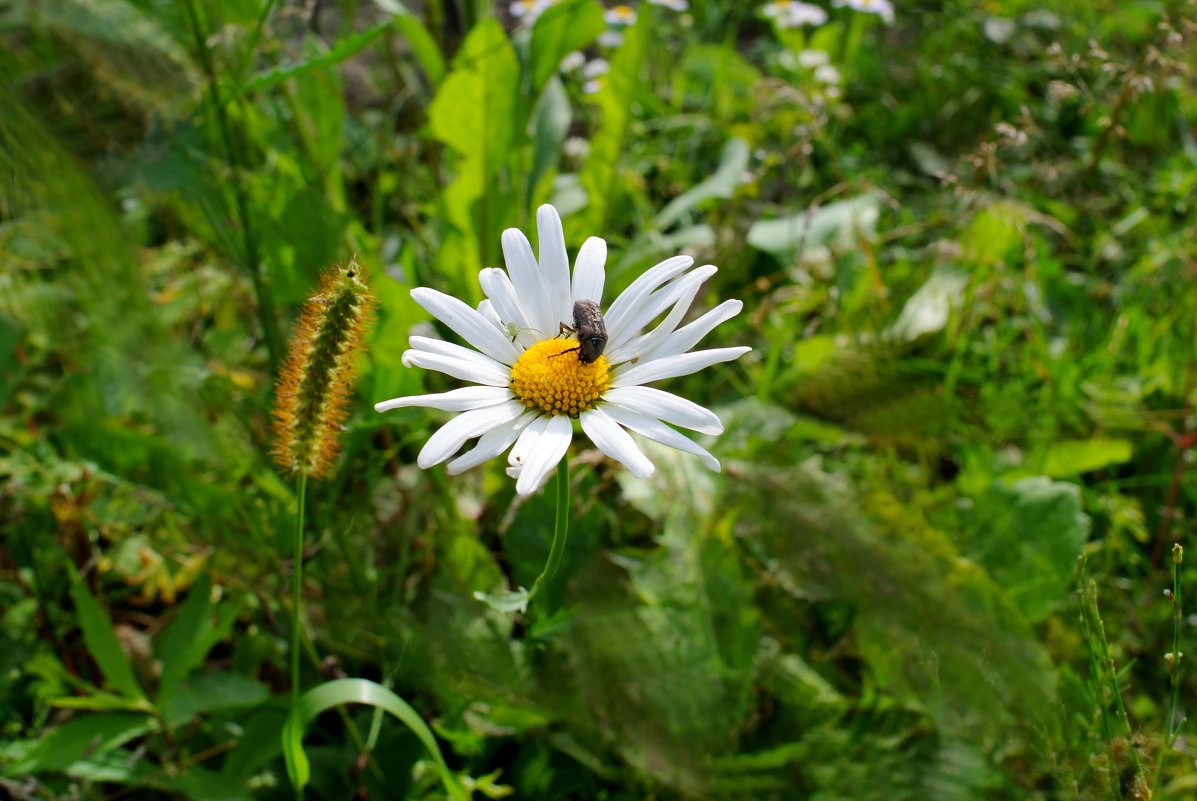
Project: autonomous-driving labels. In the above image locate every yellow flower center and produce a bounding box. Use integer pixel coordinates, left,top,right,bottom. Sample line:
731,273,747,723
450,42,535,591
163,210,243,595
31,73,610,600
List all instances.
509,338,610,417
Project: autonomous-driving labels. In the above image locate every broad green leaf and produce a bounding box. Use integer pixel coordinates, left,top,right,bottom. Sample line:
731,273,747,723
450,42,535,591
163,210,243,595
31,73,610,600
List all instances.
528,0,604,94
168,671,269,725
289,45,347,183
747,193,881,256
392,10,447,84
157,763,250,801
887,268,968,341
10,713,152,774
0,313,22,408
576,10,648,234
67,569,145,701
729,463,1057,739
155,573,213,712
282,678,468,801
428,19,520,291
1037,438,1134,477
654,137,750,231
219,707,288,784
371,0,447,84
244,20,393,92
559,511,759,795
964,477,1090,623
526,76,572,210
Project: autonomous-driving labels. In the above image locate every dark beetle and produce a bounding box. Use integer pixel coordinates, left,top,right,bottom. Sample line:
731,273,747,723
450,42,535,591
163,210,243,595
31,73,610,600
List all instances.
573,300,608,363
555,299,608,364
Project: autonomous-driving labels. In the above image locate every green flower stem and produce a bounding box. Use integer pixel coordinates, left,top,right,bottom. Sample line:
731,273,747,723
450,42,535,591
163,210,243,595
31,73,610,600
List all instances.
291,473,307,800
529,455,570,602
1154,544,1185,795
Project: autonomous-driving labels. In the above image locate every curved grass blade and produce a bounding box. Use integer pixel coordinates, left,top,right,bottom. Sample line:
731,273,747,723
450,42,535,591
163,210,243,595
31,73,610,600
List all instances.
281,678,467,801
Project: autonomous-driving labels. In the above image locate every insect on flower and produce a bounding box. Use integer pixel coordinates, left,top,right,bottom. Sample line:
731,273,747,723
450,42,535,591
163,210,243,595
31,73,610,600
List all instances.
501,320,542,343
553,300,608,364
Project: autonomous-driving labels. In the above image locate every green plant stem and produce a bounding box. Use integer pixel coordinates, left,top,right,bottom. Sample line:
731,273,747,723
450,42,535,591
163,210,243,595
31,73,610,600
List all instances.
1088,579,1145,787
291,472,307,800
529,455,570,602
1153,545,1185,795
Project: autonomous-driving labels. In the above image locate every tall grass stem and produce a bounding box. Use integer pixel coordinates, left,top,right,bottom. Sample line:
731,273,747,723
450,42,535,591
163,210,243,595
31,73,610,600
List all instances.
291,473,307,800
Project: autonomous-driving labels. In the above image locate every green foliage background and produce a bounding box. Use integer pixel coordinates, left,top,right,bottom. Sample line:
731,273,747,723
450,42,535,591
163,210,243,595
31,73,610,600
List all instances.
2,0,1196,798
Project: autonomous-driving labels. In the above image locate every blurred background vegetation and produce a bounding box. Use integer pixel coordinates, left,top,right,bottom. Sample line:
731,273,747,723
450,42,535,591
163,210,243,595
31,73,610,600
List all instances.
2,0,1196,798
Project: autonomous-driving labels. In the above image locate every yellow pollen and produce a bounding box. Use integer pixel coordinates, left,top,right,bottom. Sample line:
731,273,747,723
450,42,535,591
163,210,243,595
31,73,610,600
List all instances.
509,338,610,417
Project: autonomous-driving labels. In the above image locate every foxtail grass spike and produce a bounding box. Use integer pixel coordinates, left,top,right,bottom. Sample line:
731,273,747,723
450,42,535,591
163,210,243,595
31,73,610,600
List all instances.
272,261,375,478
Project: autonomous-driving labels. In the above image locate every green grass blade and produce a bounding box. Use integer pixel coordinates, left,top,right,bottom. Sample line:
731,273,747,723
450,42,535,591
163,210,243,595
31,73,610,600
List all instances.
282,678,466,801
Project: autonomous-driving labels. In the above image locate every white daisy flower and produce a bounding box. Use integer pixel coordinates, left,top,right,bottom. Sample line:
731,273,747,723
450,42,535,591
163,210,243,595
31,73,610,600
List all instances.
375,205,749,496
814,64,841,84
562,136,591,159
798,49,830,68
510,0,549,21
581,58,610,79
648,0,689,10
763,1,829,28
832,0,894,23
603,4,638,25
559,50,586,72
598,29,625,47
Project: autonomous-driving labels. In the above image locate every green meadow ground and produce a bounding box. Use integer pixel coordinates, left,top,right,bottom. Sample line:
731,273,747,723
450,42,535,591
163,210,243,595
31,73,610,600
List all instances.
2,0,1197,798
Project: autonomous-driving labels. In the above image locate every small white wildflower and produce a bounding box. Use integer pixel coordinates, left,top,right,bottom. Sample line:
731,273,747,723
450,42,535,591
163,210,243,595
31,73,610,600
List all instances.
831,0,894,24
649,0,689,9
559,51,586,72
583,77,606,94
763,1,828,28
814,64,841,84
582,58,610,79
604,4,637,25
510,0,549,21
598,29,625,47
563,137,591,160
798,49,830,68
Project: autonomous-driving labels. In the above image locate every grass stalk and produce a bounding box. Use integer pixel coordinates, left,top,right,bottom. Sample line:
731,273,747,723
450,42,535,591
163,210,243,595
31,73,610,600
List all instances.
291,472,307,800
1153,544,1186,796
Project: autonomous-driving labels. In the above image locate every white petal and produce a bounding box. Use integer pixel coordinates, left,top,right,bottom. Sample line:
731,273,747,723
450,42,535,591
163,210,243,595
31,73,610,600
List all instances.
603,255,693,340
405,335,509,371
417,401,525,468
478,268,531,331
606,272,706,364
641,299,744,361
536,205,573,326
602,385,724,435
507,414,550,477
477,298,502,327
606,265,717,352
579,408,654,478
603,405,721,472
446,412,534,474
502,227,554,335
571,236,606,306
612,346,751,388
375,386,512,413
402,350,510,387
411,287,521,365
515,414,572,496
